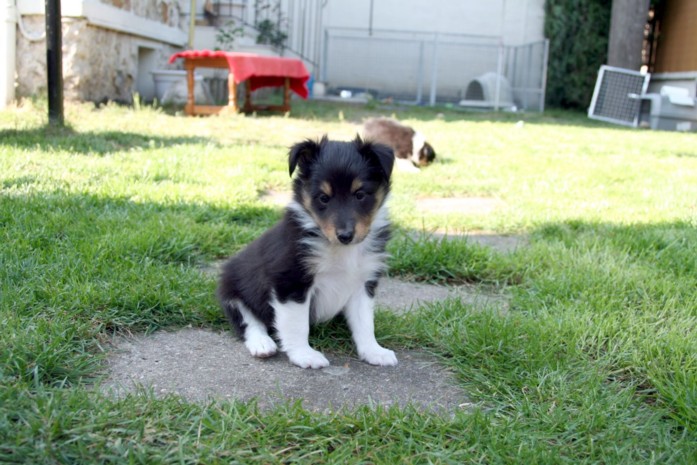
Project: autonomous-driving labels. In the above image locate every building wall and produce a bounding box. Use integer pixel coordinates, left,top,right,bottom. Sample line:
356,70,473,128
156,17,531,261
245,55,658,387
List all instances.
15,0,187,102
313,0,547,104
654,0,697,72
321,0,545,45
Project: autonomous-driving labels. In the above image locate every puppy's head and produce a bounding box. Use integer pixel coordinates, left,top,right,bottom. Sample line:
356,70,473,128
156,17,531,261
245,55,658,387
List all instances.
410,132,436,167
289,135,393,245
418,142,436,166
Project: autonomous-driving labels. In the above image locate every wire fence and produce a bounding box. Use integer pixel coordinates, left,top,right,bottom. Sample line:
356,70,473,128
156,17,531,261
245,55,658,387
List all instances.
320,28,549,112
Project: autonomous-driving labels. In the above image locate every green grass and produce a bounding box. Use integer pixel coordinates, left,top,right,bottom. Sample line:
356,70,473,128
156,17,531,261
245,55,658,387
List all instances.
1,98,696,463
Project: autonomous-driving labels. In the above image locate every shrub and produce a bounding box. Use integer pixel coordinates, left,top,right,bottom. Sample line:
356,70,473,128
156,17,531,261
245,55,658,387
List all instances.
544,0,612,109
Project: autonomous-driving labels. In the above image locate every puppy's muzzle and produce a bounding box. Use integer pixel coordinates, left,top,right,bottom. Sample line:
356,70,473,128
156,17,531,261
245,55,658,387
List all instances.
336,229,355,245
336,217,356,245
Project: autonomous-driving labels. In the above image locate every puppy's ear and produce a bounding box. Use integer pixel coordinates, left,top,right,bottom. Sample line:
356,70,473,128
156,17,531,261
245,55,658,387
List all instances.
355,135,394,180
289,136,325,177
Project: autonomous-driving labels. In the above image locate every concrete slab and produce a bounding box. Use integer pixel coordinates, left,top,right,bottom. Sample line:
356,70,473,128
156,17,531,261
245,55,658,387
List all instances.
102,328,471,414
416,197,502,215
410,230,527,254
441,231,526,253
376,277,508,315
154,193,513,413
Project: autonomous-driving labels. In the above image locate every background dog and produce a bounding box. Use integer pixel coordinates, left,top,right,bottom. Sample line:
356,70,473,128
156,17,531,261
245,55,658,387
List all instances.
362,117,436,171
217,136,398,369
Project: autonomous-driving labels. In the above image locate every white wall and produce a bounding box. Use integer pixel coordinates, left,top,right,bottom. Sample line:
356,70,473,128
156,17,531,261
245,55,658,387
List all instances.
322,0,544,45
313,0,547,105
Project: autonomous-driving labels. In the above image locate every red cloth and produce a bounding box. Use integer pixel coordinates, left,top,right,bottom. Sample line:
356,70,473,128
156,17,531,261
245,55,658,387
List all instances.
169,50,310,99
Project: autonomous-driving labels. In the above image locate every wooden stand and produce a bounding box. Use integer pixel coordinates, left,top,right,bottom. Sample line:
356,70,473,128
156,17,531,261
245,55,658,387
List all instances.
183,56,291,116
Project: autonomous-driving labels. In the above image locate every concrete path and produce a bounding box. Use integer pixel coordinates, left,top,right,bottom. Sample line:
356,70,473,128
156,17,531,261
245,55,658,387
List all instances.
101,275,505,412
102,328,471,414
376,277,507,314
102,193,522,413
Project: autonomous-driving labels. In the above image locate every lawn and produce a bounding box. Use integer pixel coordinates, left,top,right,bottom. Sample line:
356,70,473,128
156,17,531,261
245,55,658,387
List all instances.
1,98,696,464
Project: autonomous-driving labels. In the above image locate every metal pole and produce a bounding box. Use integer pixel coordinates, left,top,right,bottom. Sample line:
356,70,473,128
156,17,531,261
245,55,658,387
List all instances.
495,0,505,111
45,0,64,126
540,39,549,112
428,33,439,107
416,40,424,104
321,28,328,82
494,44,503,111
511,44,518,108
188,0,196,48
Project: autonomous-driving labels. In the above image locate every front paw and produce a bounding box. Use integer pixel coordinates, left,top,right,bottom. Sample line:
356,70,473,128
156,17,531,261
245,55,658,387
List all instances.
360,346,398,366
287,348,330,369
245,334,278,358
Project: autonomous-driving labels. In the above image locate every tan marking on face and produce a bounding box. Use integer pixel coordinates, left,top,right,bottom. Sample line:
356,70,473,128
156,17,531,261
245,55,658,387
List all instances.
373,187,386,209
302,189,339,244
301,190,313,212
351,178,363,193
354,217,371,243
320,181,333,197
353,186,387,243
317,217,338,244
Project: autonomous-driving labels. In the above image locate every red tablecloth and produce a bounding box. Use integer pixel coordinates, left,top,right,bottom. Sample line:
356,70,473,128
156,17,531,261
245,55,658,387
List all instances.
169,50,310,99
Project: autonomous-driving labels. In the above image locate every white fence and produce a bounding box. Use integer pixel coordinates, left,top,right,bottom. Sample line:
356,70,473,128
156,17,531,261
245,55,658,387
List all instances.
320,28,549,112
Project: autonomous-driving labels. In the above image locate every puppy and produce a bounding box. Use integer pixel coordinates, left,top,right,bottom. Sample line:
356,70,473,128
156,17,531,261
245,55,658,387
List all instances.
217,136,397,369
362,117,436,171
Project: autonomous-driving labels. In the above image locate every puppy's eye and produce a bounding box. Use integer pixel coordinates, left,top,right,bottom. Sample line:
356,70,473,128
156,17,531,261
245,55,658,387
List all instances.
317,193,331,204
354,191,367,201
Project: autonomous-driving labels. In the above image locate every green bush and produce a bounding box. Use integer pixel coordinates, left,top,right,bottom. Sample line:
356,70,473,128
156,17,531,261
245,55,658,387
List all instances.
544,0,612,109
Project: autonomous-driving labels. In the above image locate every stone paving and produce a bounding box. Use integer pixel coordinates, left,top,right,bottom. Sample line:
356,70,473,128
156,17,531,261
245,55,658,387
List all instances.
103,328,471,414
102,193,521,413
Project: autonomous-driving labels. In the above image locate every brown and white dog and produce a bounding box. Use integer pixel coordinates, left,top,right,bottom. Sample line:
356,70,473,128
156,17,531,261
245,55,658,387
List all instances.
363,117,436,171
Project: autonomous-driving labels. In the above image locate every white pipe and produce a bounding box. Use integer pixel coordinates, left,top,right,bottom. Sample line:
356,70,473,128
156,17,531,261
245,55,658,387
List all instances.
1,0,17,108
17,6,46,41
188,0,195,48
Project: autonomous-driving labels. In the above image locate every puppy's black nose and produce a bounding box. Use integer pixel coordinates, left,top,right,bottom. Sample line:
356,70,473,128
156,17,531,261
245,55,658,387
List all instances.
337,230,354,244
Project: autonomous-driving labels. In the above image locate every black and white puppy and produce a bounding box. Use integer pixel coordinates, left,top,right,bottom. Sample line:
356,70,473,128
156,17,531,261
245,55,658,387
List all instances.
362,117,436,171
217,136,397,369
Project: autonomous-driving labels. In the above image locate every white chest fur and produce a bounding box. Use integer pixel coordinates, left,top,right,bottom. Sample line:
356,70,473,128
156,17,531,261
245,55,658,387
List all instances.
309,241,386,323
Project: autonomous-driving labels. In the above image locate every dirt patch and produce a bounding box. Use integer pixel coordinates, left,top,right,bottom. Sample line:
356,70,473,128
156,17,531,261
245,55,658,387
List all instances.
102,328,471,414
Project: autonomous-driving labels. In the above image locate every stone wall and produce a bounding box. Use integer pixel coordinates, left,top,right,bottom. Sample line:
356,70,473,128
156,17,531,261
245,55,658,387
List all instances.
102,0,183,29
15,0,186,103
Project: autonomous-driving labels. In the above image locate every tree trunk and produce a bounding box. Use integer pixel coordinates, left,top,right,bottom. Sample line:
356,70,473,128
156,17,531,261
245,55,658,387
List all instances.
607,0,650,70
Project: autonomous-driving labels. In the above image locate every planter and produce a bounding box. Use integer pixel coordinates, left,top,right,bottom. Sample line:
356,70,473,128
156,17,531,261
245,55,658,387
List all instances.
151,70,202,102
